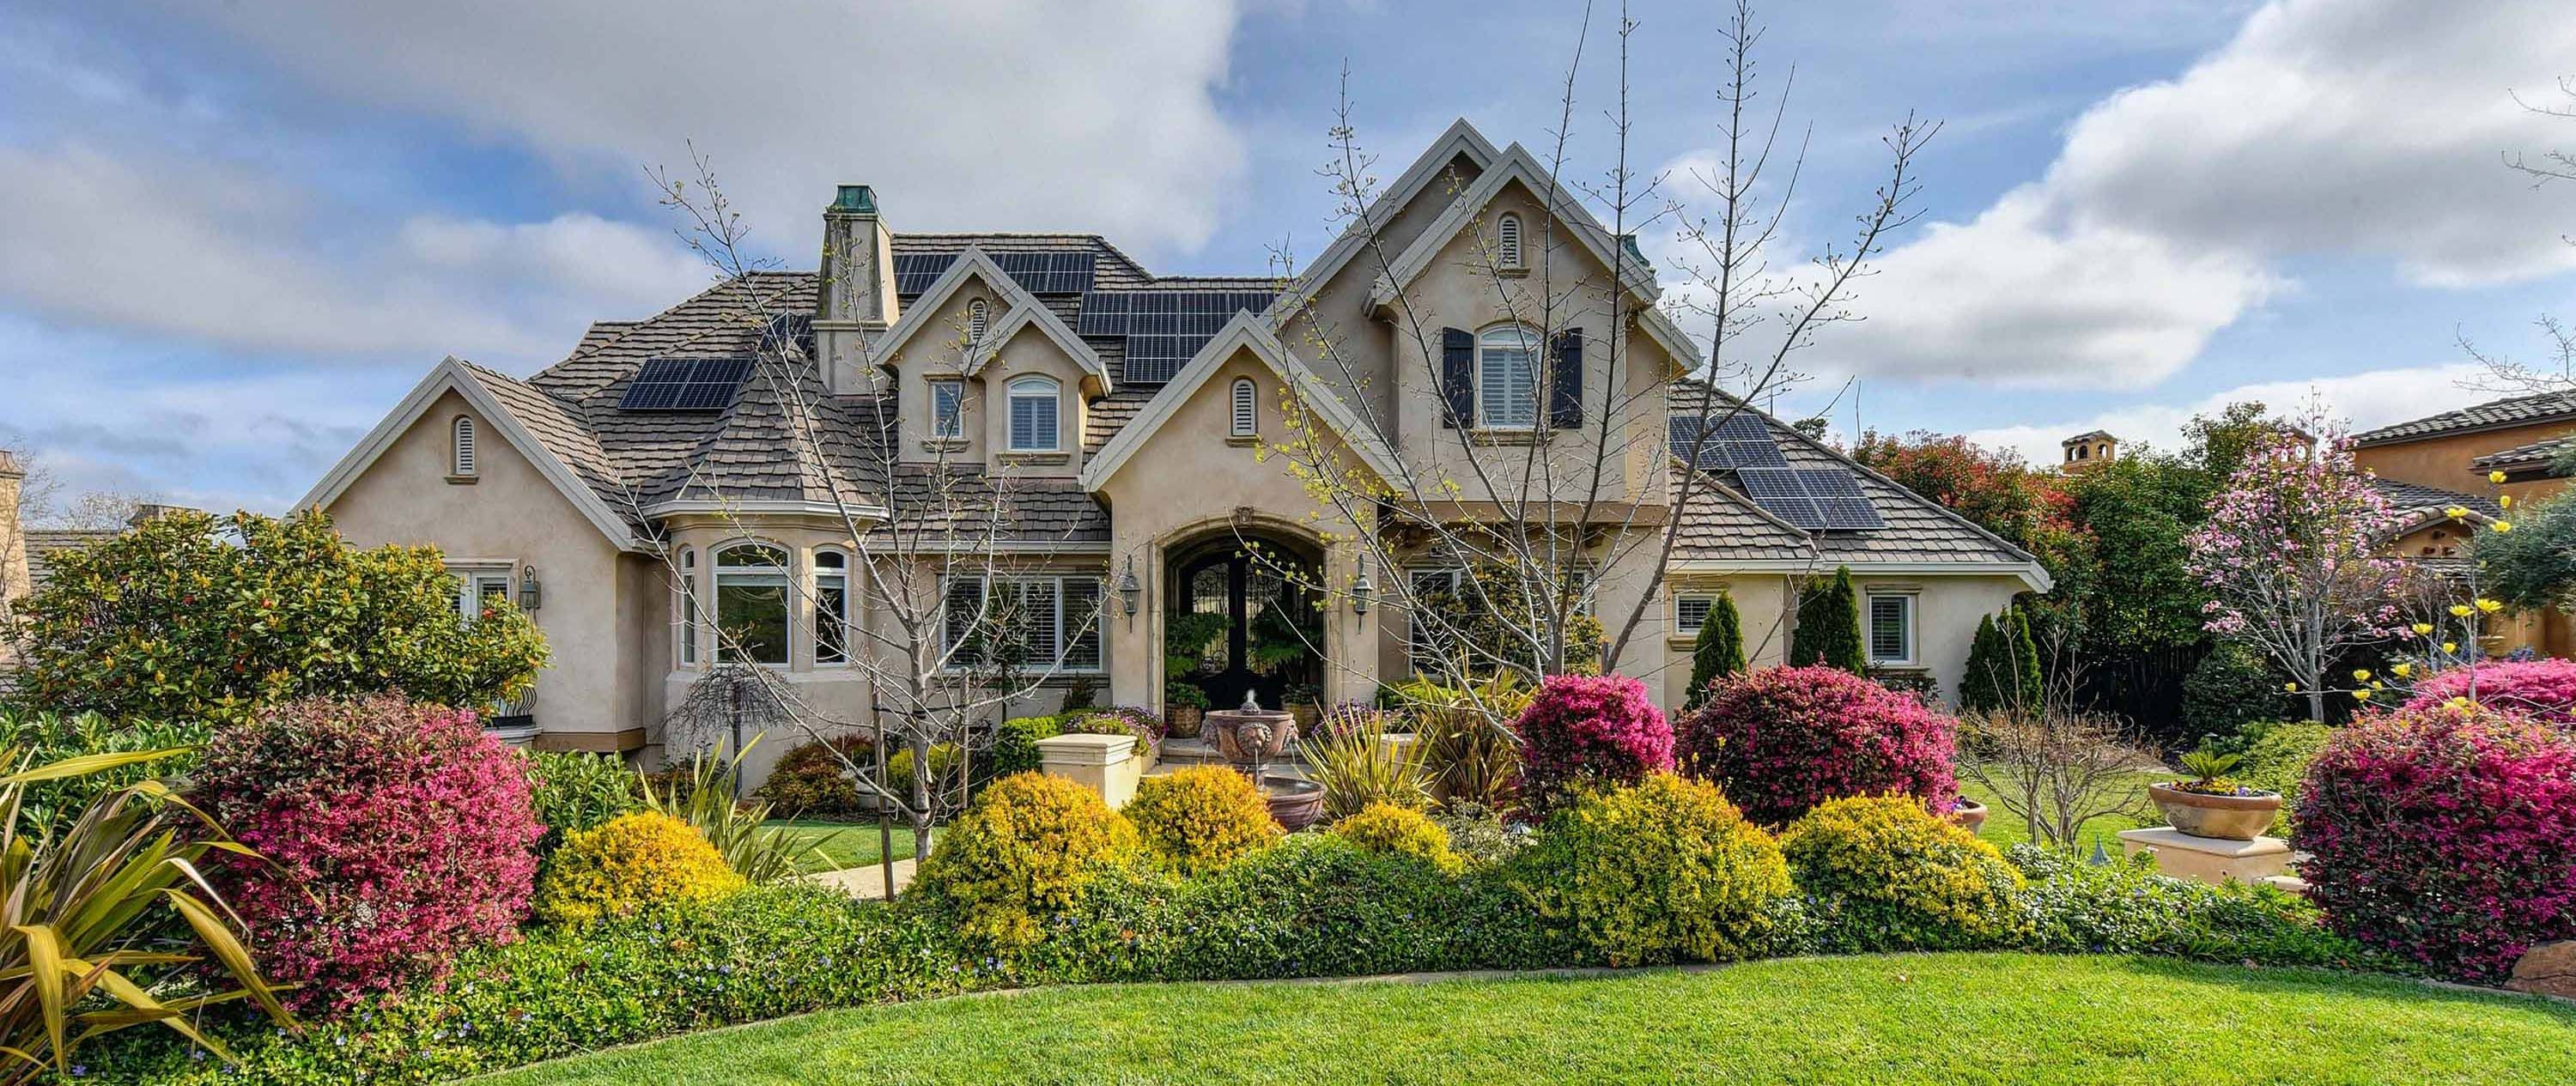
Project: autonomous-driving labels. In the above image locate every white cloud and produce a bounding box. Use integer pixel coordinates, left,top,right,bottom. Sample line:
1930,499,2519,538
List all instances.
145,0,1251,259
1960,361,2495,465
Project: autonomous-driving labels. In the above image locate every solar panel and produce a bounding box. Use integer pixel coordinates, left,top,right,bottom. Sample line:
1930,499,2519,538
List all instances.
1074,289,1279,384
1733,467,1881,530
617,358,754,413
892,251,1097,298
1669,416,1788,470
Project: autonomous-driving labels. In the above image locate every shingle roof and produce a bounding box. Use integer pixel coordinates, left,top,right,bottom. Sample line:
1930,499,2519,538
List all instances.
2352,391,2576,446
2371,477,2502,522
23,529,118,585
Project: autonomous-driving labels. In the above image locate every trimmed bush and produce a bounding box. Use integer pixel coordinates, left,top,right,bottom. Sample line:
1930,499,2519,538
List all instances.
1126,766,1279,876
526,749,641,854
1683,592,1747,710
1513,672,1674,816
0,709,211,840
990,714,1066,780
1781,795,2025,951
1333,801,1466,874
535,810,744,927
1510,773,1793,966
755,735,873,816
2233,720,2333,835
2181,641,2287,741
1680,664,1959,826
2403,658,2576,729
1789,566,1865,674
882,743,959,800
2007,845,2391,969
1959,612,2013,713
910,771,1141,947
2298,701,2576,983
196,695,543,1011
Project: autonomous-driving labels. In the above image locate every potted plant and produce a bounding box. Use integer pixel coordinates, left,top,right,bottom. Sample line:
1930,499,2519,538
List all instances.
1283,682,1322,732
1164,680,1209,739
2148,749,2282,840
1948,796,1990,835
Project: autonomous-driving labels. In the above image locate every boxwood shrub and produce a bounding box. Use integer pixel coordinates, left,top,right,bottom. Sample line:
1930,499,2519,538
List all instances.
2006,845,2393,971
1509,772,1794,966
1783,795,2025,952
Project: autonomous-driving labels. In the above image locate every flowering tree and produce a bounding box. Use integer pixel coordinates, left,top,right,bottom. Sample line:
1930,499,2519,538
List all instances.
2185,420,2404,721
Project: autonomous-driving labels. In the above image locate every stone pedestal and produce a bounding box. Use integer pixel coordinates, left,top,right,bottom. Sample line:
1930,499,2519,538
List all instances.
1035,732,1143,810
2117,827,2298,886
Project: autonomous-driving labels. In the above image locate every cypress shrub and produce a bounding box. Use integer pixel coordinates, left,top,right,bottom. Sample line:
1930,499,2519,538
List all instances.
1683,592,1747,709
1959,613,2010,713
1789,566,1865,675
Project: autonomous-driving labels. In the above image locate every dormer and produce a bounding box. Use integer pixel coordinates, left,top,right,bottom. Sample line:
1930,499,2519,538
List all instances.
814,185,898,394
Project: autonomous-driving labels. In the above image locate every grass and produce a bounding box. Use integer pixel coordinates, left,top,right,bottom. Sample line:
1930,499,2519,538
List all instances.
479,953,2576,1085
762,819,924,874
1956,767,2167,853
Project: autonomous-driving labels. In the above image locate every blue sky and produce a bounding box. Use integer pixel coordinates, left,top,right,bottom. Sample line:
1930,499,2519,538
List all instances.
3,0,2572,515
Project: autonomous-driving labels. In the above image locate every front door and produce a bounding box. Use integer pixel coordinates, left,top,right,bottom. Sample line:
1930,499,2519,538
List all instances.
1172,544,1320,712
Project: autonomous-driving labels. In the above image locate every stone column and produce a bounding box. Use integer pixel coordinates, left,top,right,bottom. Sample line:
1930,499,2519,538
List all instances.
1035,732,1143,810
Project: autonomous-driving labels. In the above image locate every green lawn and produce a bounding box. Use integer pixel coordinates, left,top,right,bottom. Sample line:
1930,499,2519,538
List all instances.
1957,768,2167,853
762,819,924,874
480,953,2575,1085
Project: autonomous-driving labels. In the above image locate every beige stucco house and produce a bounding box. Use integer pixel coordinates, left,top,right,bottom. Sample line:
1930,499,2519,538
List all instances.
301,120,2048,780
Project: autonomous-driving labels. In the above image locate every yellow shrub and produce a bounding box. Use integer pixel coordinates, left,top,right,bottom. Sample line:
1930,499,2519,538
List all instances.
1126,766,1279,877
536,811,744,927
911,772,1140,947
1514,773,1793,966
1780,794,2027,951
1331,802,1465,874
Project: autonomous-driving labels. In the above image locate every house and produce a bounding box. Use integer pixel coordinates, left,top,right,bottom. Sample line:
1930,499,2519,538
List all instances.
0,451,24,666
301,120,2048,779
2354,390,2576,656
2059,430,2117,472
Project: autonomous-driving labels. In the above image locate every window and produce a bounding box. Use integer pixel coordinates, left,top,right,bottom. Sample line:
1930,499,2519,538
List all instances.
815,549,850,665
929,379,964,439
1867,593,1916,666
941,573,1105,671
1477,325,1540,429
715,543,791,665
1497,212,1523,269
967,298,989,343
1675,594,1716,634
1006,375,1060,452
1406,567,1467,679
1230,378,1257,437
451,416,478,476
449,565,512,622
676,549,700,667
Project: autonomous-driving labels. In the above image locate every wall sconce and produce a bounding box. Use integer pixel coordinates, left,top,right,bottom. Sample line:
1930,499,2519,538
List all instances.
519,566,544,610
1115,555,1142,623
1351,560,1374,617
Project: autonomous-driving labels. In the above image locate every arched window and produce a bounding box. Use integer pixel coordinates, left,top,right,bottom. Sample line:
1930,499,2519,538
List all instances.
1230,377,1258,437
451,416,478,477
815,549,850,665
1476,325,1540,429
1497,212,1523,269
1006,375,1060,451
967,298,989,343
675,548,700,667
714,543,791,665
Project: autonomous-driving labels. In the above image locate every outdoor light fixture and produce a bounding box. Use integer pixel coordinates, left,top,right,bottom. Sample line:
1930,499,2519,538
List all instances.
1351,560,1375,617
519,566,544,610
1116,555,1142,622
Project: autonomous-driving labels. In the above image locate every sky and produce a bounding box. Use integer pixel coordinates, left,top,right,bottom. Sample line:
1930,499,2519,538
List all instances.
3,0,2573,514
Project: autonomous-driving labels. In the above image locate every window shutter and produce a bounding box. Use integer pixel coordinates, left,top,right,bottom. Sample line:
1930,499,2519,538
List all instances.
1440,327,1473,428
1550,328,1583,428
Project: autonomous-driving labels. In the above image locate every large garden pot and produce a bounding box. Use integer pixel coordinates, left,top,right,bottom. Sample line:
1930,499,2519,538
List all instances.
1948,798,1989,836
1261,775,1326,831
1205,707,1299,767
2148,783,2281,841
1165,705,1204,739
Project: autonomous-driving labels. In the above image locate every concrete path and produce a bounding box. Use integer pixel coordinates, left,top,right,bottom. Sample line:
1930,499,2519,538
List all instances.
809,858,916,901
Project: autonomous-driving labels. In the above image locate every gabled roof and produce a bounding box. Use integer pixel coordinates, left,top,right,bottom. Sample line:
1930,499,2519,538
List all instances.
963,302,1112,393
1261,118,1504,325
1079,312,1406,491
2353,390,2576,446
875,247,1109,393
2372,477,2504,537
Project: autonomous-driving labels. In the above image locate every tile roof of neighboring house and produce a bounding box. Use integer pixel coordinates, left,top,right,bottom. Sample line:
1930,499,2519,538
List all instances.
2470,433,2576,471
2351,390,2576,446
22,529,118,586
2372,477,2503,525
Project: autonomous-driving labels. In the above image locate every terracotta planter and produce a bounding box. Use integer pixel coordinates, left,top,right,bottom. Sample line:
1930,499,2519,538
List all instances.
1165,705,1204,739
1261,775,1326,831
1948,798,1989,835
1290,702,1321,735
2148,782,2281,841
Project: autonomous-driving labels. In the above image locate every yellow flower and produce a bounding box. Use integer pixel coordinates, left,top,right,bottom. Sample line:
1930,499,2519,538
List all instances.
2445,506,2470,520
2446,695,2474,709
2282,682,2299,692
2391,662,2414,678
2491,470,2509,484
2494,521,2514,533
2476,598,2505,613
2450,604,2473,617
2499,494,2514,509
2443,641,2460,654
2351,668,2372,682
2353,689,2373,701
2412,622,2435,636
2369,680,2385,690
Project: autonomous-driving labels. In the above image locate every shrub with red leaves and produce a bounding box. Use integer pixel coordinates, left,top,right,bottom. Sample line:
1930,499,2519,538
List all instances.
1678,664,1959,826
2297,700,2576,984
1513,673,1674,816
198,695,544,1011
2403,658,2576,731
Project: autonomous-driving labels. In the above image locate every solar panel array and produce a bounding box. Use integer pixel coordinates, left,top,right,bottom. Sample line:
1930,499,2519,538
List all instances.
617,358,756,412
891,252,1097,296
1075,290,1279,383
1734,467,1885,531
1669,414,1788,470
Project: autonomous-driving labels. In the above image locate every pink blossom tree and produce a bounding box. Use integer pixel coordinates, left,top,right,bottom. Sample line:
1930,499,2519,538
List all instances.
2185,417,2406,722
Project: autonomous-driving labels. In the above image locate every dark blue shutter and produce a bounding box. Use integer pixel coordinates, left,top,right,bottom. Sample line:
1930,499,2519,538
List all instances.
1550,327,1583,428
1440,327,1474,428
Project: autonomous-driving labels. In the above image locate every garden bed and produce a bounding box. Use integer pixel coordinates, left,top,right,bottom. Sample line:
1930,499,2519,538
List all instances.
477,953,2576,1085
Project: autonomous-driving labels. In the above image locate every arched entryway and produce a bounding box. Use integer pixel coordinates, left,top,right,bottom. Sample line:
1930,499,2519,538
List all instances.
1165,529,1324,712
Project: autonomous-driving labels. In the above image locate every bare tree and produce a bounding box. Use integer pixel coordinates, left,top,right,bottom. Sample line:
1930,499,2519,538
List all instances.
1257,0,1929,721
2464,76,2576,393
1955,633,2154,850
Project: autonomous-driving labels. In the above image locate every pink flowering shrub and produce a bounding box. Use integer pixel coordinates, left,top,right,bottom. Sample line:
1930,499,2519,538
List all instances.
2297,700,2576,983
2403,658,2576,731
1514,674,1674,816
198,695,544,1011
1679,664,1958,826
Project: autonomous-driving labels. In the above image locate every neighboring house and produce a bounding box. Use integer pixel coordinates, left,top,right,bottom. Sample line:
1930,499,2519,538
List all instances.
2354,391,2576,656
0,452,24,667
2058,430,2117,472
302,119,2047,775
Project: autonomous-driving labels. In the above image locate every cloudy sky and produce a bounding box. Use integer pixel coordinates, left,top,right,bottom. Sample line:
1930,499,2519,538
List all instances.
3,0,2573,513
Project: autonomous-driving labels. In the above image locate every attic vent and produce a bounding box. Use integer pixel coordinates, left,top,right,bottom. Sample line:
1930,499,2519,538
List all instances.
451,416,477,477
969,298,989,342
1497,213,1523,268
1230,378,1257,437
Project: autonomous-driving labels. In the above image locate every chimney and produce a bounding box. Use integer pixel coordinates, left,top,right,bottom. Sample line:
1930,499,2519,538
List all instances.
126,502,193,528
815,185,897,395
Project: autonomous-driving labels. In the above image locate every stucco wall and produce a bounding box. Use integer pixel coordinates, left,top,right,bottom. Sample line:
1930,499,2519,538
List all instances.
1651,570,2024,712
1280,149,1489,428
2354,422,2573,505
887,274,1097,478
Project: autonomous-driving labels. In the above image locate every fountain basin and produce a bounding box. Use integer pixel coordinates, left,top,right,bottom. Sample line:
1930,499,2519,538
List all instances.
1261,775,1325,831
1205,707,1299,766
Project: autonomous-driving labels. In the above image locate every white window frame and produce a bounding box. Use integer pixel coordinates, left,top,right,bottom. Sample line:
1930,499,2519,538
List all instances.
939,573,1106,674
1497,212,1524,270
1866,592,1917,667
1006,375,1060,452
928,378,965,439
448,563,513,622
714,542,793,668
1674,593,1716,635
967,298,990,343
814,548,852,667
676,548,701,668
1230,377,1258,437
451,415,478,477
1476,325,1540,430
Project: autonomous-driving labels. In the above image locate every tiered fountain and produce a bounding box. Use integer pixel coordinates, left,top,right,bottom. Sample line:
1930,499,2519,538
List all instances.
1200,691,1325,830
